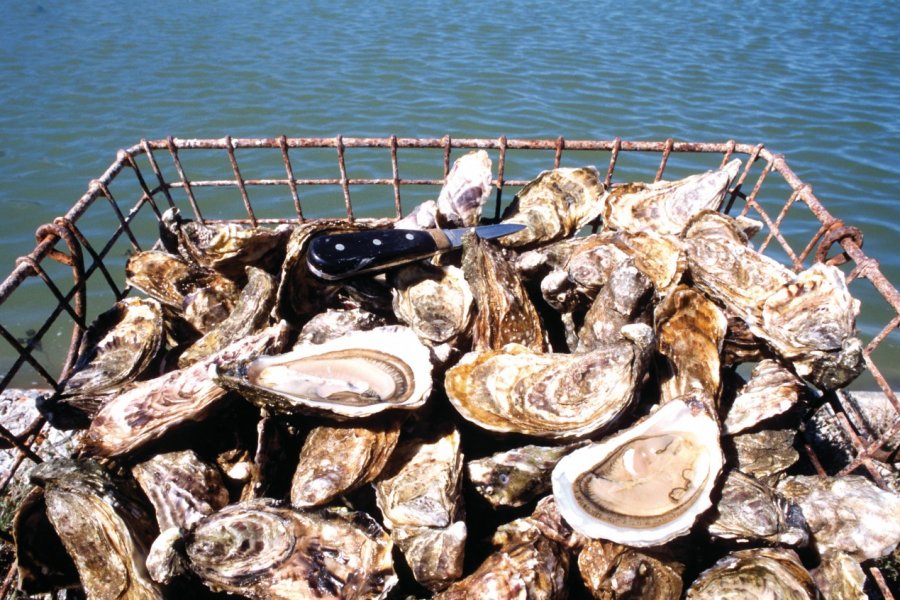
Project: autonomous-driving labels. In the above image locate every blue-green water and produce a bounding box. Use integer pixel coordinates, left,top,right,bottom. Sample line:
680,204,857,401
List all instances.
1,1,899,387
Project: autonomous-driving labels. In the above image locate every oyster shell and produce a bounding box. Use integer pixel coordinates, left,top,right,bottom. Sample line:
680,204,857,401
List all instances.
775,474,900,560
723,359,806,434
53,297,164,425
552,397,724,546
294,306,388,346
126,250,240,334
467,440,589,508
603,159,741,235
13,487,79,594
29,459,163,599
811,552,866,600
731,429,799,483
706,470,809,546
498,167,606,248
394,199,438,230
686,548,818,599
620,229,687,296
215,325,433,419
391,263,473,347
577,540,684,600
436,149,493,227
577,262,653,351
183,499,397,599
290,415,401,508
132,449,229,531
83,321,291,457
178,265,277,367
374,427,465,590
463,232,547,352
654,285,727,407
445,324,653,439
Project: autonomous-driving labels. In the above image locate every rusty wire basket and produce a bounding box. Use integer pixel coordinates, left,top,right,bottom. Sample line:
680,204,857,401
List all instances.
0,136,898,598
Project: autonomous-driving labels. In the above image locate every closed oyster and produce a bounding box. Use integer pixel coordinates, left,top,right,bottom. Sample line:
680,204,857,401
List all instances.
706,470,809,546
132,450,229,531
13,487,79,594
723,359,806,434
686,548,818,599
498,167,606,248
374,427,465,590
216,325,433,419
394,199,438,230
654,285,727,407
183,499,397,599
83,321,291,457
463,232,547,352
775,474,900,560
603,159,741,235
436,149,493,227
445,324,653,439
467,440,589,508
577,263,652,351
294,307,388,346
54,297,164,424
552,397,724,546
620,229,687,296
811,552,866,600
391,263,473,347
577,540,684,600
29,459,163,599
731,429,799,483
178,266,277,367
290,415,401,508
126,250,240,334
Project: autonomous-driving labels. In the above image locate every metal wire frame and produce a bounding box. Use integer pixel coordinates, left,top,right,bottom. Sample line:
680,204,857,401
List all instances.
0,136,897,599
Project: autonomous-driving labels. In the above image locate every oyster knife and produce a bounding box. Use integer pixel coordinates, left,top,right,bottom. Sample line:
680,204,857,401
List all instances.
307,224,524,280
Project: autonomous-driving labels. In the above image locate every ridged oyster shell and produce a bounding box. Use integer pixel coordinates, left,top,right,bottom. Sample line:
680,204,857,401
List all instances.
445,324,653,439
577,540,684,600
183,498,397,599
723,359,806,434
391,263,473,347
552,397,724,546
216,325,432,419
686,548,818,599
436,149,493,227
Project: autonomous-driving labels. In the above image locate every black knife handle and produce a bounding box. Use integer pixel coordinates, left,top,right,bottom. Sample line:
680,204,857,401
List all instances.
307,229,449,280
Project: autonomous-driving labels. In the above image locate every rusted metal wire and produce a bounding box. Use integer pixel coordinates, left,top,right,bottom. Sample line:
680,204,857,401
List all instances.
0,136,898,599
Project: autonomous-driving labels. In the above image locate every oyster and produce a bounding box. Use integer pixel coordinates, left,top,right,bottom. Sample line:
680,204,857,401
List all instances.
706,470,809,546
603,159,741,235
374,427,465,590
436,149,493,227
654,285,727,407
83,321,291,457
391,263,473,347
723,359,806,434
445,324,653,439
620,229,687,296
686,548,818,599
775,474,900,560
467,440,589,508
811,552,866,600
577,262,652,351
290,415,401,508
394,199,438,230
132,449,229,531
178,266,277,367
294,306,388,346
183,499,397,599
13,487,79,594
29,459,163,599
577,540,684,600
463,232,547,352
498,166,606,248
53,297,164,424
215,325,433,419
731,429,799,483
126,250,240,334
552,397,724,546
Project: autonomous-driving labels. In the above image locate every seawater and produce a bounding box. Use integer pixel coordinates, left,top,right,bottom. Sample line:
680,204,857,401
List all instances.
1,0,898,388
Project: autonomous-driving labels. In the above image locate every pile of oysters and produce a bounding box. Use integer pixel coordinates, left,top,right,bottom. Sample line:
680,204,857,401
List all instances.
14,150,900,599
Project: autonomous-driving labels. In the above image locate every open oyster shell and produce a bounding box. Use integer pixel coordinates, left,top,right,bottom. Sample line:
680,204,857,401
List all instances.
183,499,397,599
498,166,606,248
215,325,433,420
552,397,724,546
686,548,819,599
445,324,653,439
436,149,493,227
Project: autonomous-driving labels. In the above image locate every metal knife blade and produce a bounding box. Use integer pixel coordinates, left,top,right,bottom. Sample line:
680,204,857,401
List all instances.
307,223,524,280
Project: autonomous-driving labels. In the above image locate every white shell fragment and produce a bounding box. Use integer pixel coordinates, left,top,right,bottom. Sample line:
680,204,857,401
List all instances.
437,150,493,227
552,398,724,546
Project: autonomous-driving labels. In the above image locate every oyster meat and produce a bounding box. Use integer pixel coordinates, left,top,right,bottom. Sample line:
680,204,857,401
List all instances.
183,499,397,599
577,540,684,600
552,397,724,546
498,166,606,248
215,325,433,419
445,324,653,439
436,149,493,227
686,548,818,599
